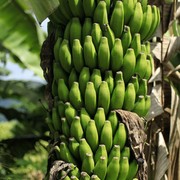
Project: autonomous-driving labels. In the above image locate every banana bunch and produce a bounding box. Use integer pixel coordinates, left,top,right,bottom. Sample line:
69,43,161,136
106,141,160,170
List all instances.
46,0,160,179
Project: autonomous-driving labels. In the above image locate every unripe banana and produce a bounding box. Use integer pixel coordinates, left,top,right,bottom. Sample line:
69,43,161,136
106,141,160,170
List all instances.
64,20,71,40
146,53,154,78
69,68,78,88
110,0,124,38
86,120,99,152
113,122,127,150
58,78,69,103
59,39,72,73
64,102,77,125
52,107,61,131
90,69,102,93
69,82,83,110
57,101,65,118
110,80,125,110
141,44,147,55
98,81,110,115
52,79,58,97
69,164,80,178
84,35,97,70
104,70,114,94
91,23,102,51
128,2,143,36
144,95,151,117
94,107,106,136
145,41,151,54
121,26,132,54
63,175,71,180
70,116,84,142
82,18,93,45
110,38,123,72
54,37,62,61
85,82,97,117
134,52,147,79
98,36,110,72
60,170,70,179
118,157,129,180
94,144,108,164
137,79,147,97
97,0,110,13
61,117,70,137
123,83,136,111
80,171,91,180
121,48,136,83
121,146,130,160
108,111,118,135
79,67,90,98
130,33,141,57
71,175,79,180
59,134,68,145
100,121,113,153
93,1,108,28
46,116,55,133
54,145,61,159
80,107,91,131
79,138,93,161
81,153,94,175
69,137,80,160
59,0,73,20
108,145,121,165
83,0,96,17
90,175,100,180
115,71,124,85
70,17,82,47
93,156,107,180
126,159,139,180
72,39,84,73
106,157,120,180
59,142,77,165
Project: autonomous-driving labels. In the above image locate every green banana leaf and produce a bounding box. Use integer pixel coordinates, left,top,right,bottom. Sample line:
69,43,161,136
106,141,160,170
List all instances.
0,0,46,77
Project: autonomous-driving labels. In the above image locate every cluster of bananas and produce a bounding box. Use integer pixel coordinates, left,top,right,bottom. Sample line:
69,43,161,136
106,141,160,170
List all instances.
47,0,160,179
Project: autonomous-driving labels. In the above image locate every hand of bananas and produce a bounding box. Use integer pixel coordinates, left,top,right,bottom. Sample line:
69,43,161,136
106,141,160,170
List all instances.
46,0,160,179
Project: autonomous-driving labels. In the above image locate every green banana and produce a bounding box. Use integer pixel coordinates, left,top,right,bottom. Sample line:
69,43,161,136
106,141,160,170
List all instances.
128,2,143,36
144,95,151,117
121,26,132,54
85,82,97,117
70,116,84,142
46,116,55,133
130,33,141,57
53,37,62,61
110,80,125,110
123,83,136,111
59,135,68,145
94,107,106,136
100,121,113,153
104,70,114,94
115,71,124,85
58,78,69,103
145,41,151,54
69,137,80,160
69,68,78,88
57,101,65,119
70,17,82,47
80,107,91,131
80,171,91,180
90,69,102,93
139,0,148,12
118,157,129,180
129,75,139,94
79,67,90,98
110,0,124,38
91,23,102,51
83,0,96,17
108,145,121,165
52,79,58,97
144,60,151,81
97,0,110,14
52,107,61,131
79,138,93,161
91,175,100,180
59,0,73,21
81,153,95,175
94,144,108,164
139,5,153,41
108,111,118,135
62,175,71,180
59,39,72,73
61,117,70,137
110,38,123,72
93,156,107,180
69,82,83,110
137,79,147,97
93,1,108,28
121,146,130,160
82,18,93,44
64,20,71,40
98,36,110,72
83,35,97,70
113,122,127,150
141,44,147,55
69,164,80,178
72,39,84,73
121,48,136,83
98,81,110,115
71,176,79,180
54,145,61,159
106,157,120,180
126,159,139,180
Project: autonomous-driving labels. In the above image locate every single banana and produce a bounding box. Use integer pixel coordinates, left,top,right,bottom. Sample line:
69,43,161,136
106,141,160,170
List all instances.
82,18,93,45
59,0,73,21
141,44,147,55
80,107,91,131
52,107,61,131
85,82,97,118
108,111,118,135
100,121,113,153
53,37,62,61
59,135,68,145
58,78,69,103
110,80,125,110
128,2,143,36
57,101,65,118
90,69,102,93
145,41,151,54
71,176,79,180
61,117,70,137
94,144,108,164
126,159,139,180
115,71,124,85
83,35,97,70
94,107,106,136
144,95,151,117
80,171,91,180
144,59,152,80
110,0,124,38
110,38,123,72
104,70,114,95
98,36,110,72
64,20,71,40
83,0,96,17
72,39,84,73
69,68,78,88
130,33,141,57
93,156,107,180
69,137,80,160
98,81,110,115
46,116,55,133
137,79,147,97
146,53,154,78
97,0,110,13
90,175,100,180
121,146,130,160
108,145,121,165
121,48,136,83
129,75,139,94
139,0,148,12
81,153,95,175
59,39,72,73
70,116,84,142
118,157,129,180
69,82,83,110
